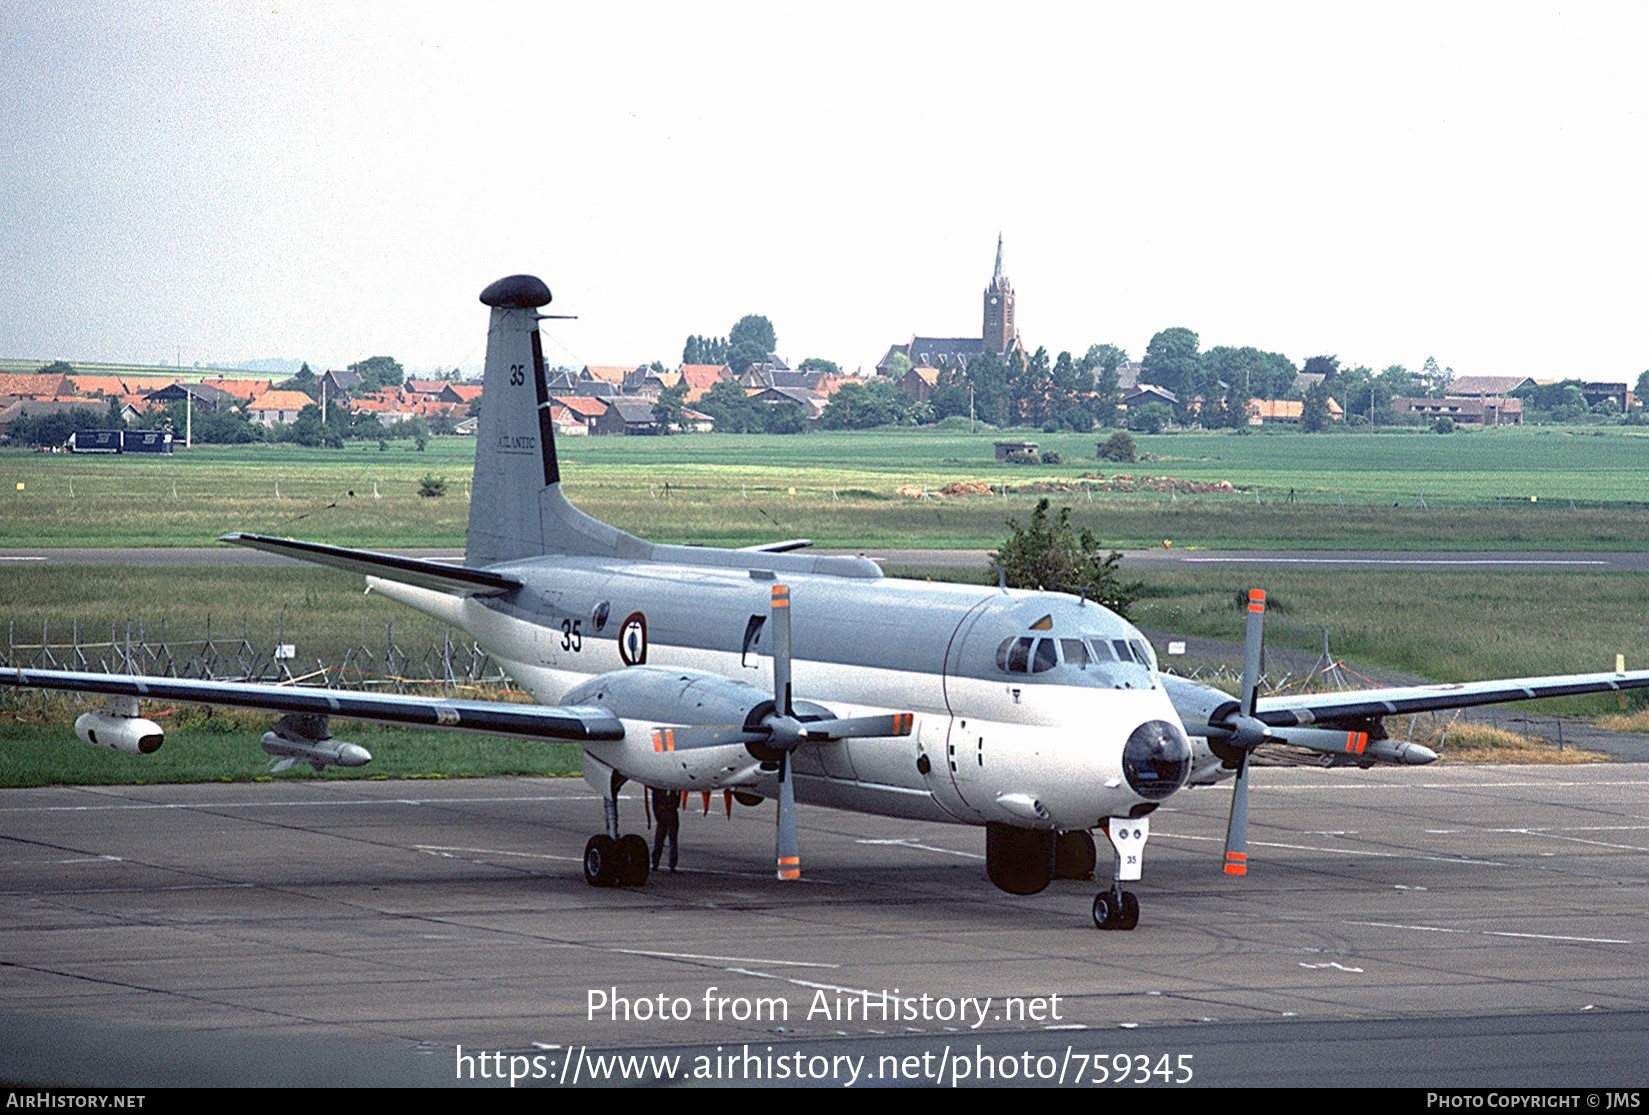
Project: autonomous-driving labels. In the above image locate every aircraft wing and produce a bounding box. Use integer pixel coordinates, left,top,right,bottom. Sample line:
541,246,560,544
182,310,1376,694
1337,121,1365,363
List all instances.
221,533,521,596
2,667,624,742
1254,669,1649,728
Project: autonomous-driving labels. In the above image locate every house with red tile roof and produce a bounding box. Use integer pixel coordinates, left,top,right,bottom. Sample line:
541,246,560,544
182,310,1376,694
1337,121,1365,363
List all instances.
247,389,320,426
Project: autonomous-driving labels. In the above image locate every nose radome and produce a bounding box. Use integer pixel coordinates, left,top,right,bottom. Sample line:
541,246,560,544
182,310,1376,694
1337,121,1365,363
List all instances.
1122,720,1192,801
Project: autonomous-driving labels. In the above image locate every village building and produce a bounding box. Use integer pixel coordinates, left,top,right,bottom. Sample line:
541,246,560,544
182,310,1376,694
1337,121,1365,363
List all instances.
246,389,320,427
1394,395,1523,426
878,236,1026,392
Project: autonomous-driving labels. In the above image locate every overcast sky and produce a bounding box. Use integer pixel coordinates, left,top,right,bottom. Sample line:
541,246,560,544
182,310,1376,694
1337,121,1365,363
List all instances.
3,2,1645,380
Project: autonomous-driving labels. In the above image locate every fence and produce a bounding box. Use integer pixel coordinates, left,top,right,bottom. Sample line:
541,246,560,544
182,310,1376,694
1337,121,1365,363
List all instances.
2,617,511,693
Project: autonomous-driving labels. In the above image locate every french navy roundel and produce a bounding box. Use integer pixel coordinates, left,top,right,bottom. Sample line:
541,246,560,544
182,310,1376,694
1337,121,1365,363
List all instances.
618,612,648,666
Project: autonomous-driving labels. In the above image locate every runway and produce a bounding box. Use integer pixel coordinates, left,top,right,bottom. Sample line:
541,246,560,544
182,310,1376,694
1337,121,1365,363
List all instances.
4,766,1648,1087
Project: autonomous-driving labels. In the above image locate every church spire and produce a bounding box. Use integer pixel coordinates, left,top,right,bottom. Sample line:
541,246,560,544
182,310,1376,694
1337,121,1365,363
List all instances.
982,233,1015,355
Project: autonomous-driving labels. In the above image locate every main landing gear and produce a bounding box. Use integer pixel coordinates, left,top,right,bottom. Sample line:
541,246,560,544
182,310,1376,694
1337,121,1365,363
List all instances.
1092,816,1150,931
583,833,650,888
583,773,650,888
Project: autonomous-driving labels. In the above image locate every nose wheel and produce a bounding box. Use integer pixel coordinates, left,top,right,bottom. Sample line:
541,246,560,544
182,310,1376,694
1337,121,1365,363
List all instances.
1092,885,1140,930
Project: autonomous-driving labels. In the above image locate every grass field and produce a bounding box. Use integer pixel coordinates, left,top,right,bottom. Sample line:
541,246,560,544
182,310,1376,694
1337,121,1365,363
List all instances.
3,424,1648,550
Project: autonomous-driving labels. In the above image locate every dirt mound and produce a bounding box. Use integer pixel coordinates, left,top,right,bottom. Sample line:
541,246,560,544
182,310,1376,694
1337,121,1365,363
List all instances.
939,480,993,496
1075,473,1237,494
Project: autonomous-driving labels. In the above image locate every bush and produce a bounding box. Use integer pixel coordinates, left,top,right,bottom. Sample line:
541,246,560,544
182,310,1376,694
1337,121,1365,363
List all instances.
1096,431,1137,463
989,498,1139,617
418,474,447,498
1039,450,1062,465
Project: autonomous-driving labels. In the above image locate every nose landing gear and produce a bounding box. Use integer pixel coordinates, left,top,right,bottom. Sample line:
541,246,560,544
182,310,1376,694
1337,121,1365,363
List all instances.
1093,816,1150,930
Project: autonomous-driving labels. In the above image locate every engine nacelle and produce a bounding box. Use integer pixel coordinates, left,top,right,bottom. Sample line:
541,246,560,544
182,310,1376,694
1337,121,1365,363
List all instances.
75,710,165,755
564,666,776,727
565,667,826,790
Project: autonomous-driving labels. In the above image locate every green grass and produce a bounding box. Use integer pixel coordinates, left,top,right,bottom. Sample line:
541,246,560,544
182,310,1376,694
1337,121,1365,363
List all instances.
1130,567,1649,712
4,425,1649,550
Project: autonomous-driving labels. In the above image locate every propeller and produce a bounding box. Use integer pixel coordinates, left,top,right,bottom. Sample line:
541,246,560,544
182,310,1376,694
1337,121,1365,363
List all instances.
1213,588,1271,876
643,583,914,881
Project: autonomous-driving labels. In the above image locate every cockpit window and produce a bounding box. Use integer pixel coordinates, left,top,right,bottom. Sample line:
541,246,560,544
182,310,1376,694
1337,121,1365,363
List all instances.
1130,639,1156,671
997,636,1032,673
1060,639,1089,667
1031,638,1058,673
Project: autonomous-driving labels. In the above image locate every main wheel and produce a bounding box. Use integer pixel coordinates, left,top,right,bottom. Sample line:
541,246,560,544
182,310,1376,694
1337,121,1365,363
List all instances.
1092,892,1117,930
1118,890,1140,931
583,835,619,887
616,834,650,887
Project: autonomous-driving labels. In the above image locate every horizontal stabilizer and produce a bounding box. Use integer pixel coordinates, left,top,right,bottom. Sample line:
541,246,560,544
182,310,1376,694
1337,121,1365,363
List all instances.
221,533,520,596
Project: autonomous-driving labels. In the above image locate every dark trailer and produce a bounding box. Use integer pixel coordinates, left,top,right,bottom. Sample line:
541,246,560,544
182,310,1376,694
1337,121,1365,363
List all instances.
70,429,122,453
121,430,174,454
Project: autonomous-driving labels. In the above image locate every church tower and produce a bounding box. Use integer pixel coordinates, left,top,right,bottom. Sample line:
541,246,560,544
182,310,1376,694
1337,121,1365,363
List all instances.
982,233,1016,354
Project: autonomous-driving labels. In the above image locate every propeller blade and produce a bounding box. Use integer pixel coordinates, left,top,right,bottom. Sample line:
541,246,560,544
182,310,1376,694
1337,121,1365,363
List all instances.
649,725,762,752
799,711,915,741
775,753,800,880
771,583,793,717
1240,588,1266,719
1223,752,1250,876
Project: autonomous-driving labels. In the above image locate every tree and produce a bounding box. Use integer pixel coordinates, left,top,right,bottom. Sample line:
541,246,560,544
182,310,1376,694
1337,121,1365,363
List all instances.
652,382,689,433
1635,369,1649,405
1302,355,1340,379
695,380,767,433
728,315,777,373
286,404,327,447
1301,381,1334,432
820,380,912,429
683,335,729,366
798,357,840,375
1140,328,1201,421
418,474,447,497
1127,402,1171,434
989,499,1139,617
1082,344,1127,427
1011,346,1053,427
36,360,75,377
348,356,404,392
763,399,809,434
4,406,102,447
280,363,321,402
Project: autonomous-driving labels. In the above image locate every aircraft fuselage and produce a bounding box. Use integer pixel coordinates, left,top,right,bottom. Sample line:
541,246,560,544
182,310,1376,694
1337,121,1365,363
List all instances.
369,556,1191,833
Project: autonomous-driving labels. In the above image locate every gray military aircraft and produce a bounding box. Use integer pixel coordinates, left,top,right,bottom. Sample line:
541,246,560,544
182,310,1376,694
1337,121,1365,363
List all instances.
8,273,1649,930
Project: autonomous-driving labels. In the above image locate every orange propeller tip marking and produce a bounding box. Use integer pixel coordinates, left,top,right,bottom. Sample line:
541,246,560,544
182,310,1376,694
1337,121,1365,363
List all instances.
894,712,913,734
1224,862,1249,876
1247,588,1267,613
771,585,790,606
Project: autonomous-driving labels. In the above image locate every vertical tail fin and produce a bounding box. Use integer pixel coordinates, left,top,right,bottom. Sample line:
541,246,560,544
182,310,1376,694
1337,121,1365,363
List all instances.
466,274,644,567
463,273,882,579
